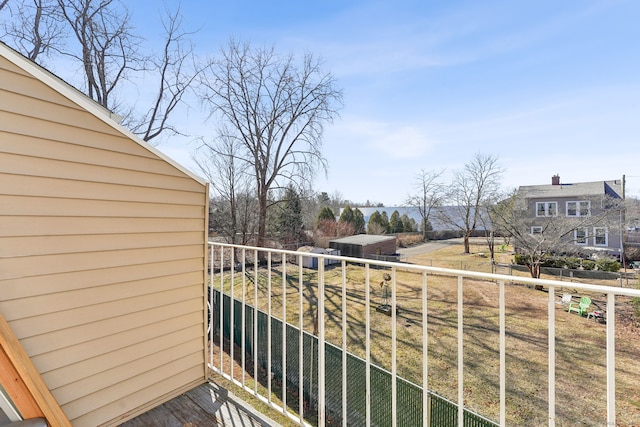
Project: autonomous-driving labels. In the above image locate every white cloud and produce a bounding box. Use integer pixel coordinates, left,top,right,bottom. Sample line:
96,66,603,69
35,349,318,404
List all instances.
328,119,437,160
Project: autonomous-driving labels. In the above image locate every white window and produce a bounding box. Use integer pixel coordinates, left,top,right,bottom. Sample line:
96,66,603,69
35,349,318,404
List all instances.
536,201,557,217
575,228,588,245
594,227,608,246
531,226,543,235
566,201,590,217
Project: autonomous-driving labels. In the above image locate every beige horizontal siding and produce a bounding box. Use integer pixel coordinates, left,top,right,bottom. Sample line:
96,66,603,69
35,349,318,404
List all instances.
0,232,204,258
1,150,203,192
41,326,203,389
0,216,204,238
0,91,120,139
0,195,203,218
1,173,204,204
0,115,168,170
0,271,203,320
0,61,86,110
2,244,204,280
52,339,203,405
29,313,203,373
0,259,203,300
9,286,202,340
62,352,204,420
0,51,208,427
74,368,204,427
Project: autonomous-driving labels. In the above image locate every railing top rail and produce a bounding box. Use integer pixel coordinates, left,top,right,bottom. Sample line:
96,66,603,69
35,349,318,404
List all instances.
208,241,640,298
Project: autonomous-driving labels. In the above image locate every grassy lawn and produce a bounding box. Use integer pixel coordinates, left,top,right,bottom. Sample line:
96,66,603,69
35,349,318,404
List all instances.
212,240,640,426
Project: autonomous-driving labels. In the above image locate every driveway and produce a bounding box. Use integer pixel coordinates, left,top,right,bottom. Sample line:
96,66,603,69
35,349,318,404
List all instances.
397,238,463,258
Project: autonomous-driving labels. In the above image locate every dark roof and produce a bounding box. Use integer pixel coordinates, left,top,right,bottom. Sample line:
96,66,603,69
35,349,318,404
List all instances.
517,180,623,199
329,234,396,246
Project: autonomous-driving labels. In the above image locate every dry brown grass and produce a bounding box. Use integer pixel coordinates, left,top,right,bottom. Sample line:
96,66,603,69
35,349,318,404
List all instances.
213,241,640,426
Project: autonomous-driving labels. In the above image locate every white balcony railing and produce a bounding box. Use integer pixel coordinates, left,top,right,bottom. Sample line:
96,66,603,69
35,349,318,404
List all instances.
207,242,640,427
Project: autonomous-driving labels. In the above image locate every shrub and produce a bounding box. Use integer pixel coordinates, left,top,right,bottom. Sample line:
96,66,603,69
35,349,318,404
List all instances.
564,257,581,269
596,257,621,272
581,259,596,270
541,256,564,268
513,253,529,265
397,233,424,248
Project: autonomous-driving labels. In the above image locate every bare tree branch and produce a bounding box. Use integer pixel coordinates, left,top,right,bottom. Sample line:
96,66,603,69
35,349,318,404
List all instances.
199,39,342,248
125,5,202,143
56,0,142,110
405,168,445,240
1,0,66,61
441,153,504,253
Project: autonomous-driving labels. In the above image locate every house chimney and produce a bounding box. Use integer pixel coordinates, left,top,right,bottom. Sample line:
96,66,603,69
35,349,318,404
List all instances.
552,174,560,185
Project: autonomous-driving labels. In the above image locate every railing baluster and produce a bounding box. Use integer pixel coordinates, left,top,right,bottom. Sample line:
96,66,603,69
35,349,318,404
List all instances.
458,275,464,427
500,280,506,427
391,266,397,427
548,286,555,427
282,256,287,416
298,254,304,425
267,251,272,404
365,263,371,427
318,259,326,426
219,247,224,374
422,272,429,427
230,250,235,382
241,248,247,387
253,248,259,397
606,292,616,426
209,244,214,363
342,260,348,427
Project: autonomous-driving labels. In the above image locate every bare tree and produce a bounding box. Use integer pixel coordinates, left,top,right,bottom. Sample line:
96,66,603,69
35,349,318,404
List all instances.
199,39,342,248
478,189,512,265
405,168,445,240
194,129,257,246
56,0,143,111
441,153,503,253
124,5,201,143
1,1,202,143
0,0,66,61
493,193,624,278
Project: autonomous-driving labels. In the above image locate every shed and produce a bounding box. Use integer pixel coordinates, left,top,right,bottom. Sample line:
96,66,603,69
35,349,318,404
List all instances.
0,42,209,426
329,235,397,259
294,246,340,269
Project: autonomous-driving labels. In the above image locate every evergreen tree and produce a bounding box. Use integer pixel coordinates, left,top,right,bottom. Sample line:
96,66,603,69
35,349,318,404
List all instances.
316,206,337,236
274,186,304,245
389,210,404,233
339,205,354,224
401,214,418,232
316,206,336,225
367,210,387,234
353,208,366,234
381,211,390,233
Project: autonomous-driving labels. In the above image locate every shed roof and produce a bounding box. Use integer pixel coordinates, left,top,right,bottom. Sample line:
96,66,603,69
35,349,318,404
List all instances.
330,234,396,246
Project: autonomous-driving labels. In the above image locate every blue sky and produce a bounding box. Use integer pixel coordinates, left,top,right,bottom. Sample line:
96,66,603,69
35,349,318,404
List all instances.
132,0,640,204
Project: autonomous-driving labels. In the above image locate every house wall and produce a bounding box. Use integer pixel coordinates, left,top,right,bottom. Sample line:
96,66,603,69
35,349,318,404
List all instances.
0,53,208,426
528,196,623,255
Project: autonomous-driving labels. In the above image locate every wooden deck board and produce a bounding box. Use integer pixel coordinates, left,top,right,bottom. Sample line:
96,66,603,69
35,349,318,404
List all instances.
119,403,183,427
118,381,281,427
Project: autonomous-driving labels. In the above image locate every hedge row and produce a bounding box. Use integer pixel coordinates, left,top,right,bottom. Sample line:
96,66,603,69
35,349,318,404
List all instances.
513,254,621,272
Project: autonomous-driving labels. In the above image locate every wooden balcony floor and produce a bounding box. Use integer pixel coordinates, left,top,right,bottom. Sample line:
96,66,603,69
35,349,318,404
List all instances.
119,381,282,427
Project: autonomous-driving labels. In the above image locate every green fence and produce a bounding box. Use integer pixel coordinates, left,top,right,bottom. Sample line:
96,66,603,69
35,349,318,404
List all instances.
212,289,498,427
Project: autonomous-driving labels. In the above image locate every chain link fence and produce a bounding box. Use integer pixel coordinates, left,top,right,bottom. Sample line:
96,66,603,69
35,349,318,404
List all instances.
212,289,498,427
